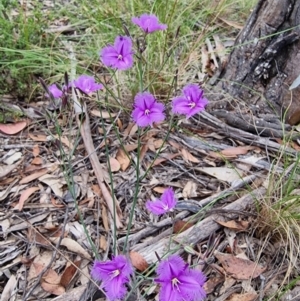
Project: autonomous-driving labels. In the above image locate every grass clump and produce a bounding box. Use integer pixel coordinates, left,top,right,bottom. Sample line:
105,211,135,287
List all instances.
0,0,257,102
254,149,300,300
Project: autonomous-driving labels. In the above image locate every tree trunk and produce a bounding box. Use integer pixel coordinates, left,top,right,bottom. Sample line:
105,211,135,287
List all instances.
213,0,300,126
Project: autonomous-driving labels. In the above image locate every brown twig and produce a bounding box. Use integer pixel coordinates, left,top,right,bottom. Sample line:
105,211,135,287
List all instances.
137,187,266,264
75,106,123,228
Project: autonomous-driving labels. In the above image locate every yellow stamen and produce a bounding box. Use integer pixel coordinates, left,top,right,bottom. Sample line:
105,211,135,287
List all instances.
145,109,150,115
117,54,123,60
189,102,196,108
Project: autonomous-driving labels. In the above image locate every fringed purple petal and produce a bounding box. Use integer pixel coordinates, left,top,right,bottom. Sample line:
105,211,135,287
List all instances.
132,14,167,33
155,255,186,280
74,75,103,94
172,84,208,118
90,255,133,300
160,188,177,210
155,255,207,301
47,84,63,98
146,200,167,215
132,92,165,127
100,36,134,70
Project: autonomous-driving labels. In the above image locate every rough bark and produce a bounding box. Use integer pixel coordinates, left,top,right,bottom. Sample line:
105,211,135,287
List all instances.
214,0,300,125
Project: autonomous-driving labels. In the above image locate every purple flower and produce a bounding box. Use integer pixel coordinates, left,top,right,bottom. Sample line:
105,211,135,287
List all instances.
172,84,208,119
132,14,167,33
155,255,206,301
73,75,103,94
146,188,176,215
91,255,134,301
132,92,165,127
100,36,134,70
46,84,63,98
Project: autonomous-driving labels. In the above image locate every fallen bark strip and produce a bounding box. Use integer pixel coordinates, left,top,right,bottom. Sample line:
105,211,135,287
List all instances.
118,211,188,246
179,133,284,173
121,174,257,248
132,228,173,252
169,133,230,151
137,187,266,264
197,174,257,207
6,212,49,233
199,111,297,155
76,109,123,228
211,110,287,138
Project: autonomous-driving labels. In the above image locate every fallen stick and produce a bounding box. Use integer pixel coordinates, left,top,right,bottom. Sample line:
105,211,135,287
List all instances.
76,108,123,228
200,111,297,155
137,187,266,264
119,174,257,246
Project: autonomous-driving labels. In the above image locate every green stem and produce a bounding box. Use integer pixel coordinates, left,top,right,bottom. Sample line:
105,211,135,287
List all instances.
56,114,99,260
123,127,141,252
124,59,144,252
140,113,175,182
100,91,118,255
140,71,177,181
138,59,143,92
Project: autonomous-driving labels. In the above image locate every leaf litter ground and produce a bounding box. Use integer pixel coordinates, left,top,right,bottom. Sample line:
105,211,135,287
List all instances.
2,2,300,301
2,93,300,301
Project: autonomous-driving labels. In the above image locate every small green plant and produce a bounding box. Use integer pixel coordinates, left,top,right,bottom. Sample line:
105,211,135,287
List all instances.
41,12,211,301
2,0,260,299
0,3,52,98
253,141,300,300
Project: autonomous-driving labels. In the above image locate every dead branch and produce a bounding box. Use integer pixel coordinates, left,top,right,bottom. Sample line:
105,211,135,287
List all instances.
136,187,266,264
